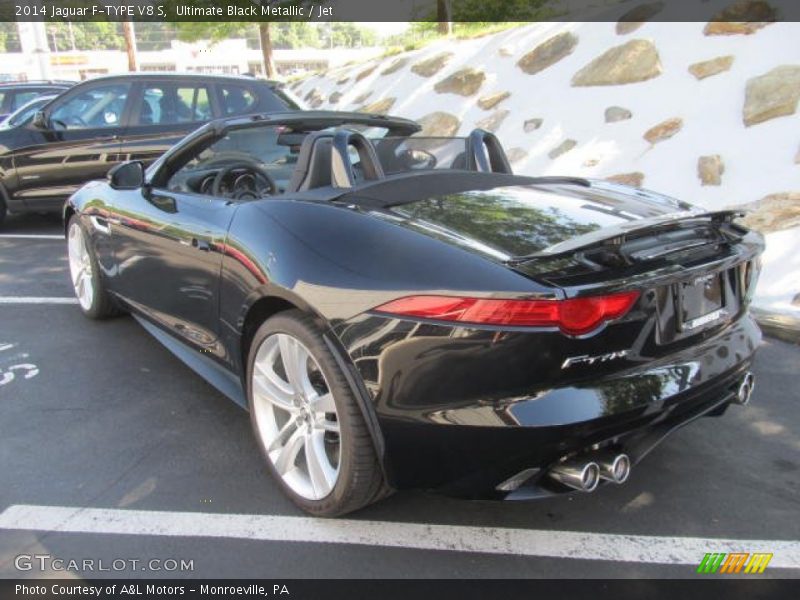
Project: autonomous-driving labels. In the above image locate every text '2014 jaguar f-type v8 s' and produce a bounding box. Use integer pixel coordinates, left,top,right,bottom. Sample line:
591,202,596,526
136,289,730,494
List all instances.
65,111,763,515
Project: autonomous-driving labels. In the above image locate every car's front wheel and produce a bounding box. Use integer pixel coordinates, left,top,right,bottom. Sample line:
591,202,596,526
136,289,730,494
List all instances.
247,310,385,516
67,216,120,319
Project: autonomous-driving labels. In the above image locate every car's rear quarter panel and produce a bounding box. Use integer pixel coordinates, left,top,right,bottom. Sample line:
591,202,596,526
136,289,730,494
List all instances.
219,197,554,367
221,195,763,495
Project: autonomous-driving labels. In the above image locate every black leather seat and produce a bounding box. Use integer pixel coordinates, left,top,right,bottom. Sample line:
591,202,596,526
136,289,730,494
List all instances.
286,131,335,193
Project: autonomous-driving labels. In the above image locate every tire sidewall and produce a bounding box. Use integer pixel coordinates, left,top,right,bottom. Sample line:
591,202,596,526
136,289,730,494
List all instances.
68,215,105,319
246,311,364,515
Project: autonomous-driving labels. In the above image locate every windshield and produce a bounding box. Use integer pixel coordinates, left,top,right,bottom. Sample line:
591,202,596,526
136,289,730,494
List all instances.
271,85,305,110
0,95,55,129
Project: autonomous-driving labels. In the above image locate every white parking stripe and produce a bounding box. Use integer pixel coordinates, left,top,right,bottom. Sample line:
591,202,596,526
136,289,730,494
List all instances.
0,297,77,304
1,504,798,568
0,234,63,240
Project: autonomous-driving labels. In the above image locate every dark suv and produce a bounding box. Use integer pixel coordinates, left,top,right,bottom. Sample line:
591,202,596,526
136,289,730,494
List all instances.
0,80,75,120
0,73,300,226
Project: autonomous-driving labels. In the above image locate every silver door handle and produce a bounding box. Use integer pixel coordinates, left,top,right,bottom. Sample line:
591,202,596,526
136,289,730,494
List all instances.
89,216,112,235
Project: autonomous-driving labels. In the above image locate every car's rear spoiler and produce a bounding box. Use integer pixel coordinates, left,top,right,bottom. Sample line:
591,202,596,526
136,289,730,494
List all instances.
507,209,747,265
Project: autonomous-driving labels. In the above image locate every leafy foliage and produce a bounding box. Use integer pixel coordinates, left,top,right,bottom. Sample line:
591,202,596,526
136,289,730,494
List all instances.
0,20,378,54
0,22,21,53
45,23,125,52
449,0,556,21
318,23,377,48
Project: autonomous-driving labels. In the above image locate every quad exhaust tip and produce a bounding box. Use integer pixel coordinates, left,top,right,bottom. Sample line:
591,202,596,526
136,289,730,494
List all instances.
735,372,755,405
548,460,601,493
597,453,631,484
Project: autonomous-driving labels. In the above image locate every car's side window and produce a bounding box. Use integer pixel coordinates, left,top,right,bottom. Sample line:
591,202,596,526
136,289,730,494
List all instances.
219,84,257,116
11,91,41,110
49,83,131,130
137,83,211,125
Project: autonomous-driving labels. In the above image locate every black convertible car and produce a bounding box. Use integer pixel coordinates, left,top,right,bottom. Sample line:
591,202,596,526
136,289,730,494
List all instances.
65,111,763,516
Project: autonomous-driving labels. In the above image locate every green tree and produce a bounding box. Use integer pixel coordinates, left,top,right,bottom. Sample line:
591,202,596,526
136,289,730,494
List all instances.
175,21,276,76
175,0,312,78
0,22,21,53
46,23,125,52
135,23,179,52
318,23,377,48
448,0,556,21
272,23,320,49
174,22,253,45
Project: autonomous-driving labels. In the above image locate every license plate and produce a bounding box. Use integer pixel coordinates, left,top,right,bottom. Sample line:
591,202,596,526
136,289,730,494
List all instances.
678,273,726,331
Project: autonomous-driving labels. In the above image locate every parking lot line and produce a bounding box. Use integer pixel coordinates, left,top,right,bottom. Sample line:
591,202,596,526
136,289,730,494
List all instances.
0,297,77,304
1,504,798,568
0,234,63,240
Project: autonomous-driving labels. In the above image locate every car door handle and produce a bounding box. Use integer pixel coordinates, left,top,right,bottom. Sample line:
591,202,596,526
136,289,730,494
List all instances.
192,238,211,252
89,215,112,235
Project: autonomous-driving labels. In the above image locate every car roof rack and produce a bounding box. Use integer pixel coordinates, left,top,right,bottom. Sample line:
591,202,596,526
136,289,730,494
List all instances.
0,79,75,86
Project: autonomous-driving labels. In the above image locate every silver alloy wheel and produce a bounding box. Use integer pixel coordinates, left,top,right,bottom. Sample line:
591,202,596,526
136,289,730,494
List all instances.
252,332,341,500
68,221,94,311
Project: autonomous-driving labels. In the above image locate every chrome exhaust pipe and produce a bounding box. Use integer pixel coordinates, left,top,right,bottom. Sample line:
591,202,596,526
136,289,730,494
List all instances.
548,459,600,492
735,372,755,405
596,453,631,484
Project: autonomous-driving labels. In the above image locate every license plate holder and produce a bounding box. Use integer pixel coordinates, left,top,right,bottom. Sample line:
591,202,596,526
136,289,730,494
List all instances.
676,273,727,332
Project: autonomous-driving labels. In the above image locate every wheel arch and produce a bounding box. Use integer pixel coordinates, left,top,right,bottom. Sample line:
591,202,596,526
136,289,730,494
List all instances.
63,205,76,236
240,295,300,372
0,180,9,225
238,292,391,488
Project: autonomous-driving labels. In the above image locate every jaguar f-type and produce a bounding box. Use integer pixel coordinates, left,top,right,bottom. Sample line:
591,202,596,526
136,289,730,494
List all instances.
64,111,764,515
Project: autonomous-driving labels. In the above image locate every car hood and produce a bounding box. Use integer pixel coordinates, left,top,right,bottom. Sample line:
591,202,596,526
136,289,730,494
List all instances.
371,179,698,261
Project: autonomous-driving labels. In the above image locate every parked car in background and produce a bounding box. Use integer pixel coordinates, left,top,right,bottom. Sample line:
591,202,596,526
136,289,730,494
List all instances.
0,94,57,130
0,73,299,227
0,80,74,120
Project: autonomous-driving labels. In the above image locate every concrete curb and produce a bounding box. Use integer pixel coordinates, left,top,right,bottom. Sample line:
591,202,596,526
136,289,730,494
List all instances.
752,307,800,344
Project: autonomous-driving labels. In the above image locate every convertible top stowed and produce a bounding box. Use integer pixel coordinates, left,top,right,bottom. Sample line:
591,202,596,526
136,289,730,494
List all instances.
64,108,765,516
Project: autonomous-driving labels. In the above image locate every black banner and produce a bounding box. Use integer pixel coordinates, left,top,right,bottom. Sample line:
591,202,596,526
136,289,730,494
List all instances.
1,0,799,23
1,579,799,600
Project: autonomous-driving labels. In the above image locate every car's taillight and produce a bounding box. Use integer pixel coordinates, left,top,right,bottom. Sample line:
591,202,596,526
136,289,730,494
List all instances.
742,257,761,302
372,291,640,335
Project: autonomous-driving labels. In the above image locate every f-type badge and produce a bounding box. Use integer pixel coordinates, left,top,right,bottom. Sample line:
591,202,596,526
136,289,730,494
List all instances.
562,349,628,369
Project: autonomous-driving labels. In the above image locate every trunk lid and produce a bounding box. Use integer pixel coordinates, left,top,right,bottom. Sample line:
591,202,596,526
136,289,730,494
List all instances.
366,177,763,345
374,179,743,269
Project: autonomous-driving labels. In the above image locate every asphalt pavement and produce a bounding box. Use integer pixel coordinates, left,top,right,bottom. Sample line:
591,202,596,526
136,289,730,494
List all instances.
0,212,798,579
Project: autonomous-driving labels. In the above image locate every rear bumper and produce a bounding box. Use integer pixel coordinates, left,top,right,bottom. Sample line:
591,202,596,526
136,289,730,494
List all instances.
335,313,762,498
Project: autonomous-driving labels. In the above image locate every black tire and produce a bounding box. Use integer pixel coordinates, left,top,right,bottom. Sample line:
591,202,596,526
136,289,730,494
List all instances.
247,309,384,516
67,215,121,319
0,193,6,229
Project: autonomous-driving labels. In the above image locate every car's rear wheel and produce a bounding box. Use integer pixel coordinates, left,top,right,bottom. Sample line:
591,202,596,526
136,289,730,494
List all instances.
0,194,6,229
247,310,384,516
67,216,120,319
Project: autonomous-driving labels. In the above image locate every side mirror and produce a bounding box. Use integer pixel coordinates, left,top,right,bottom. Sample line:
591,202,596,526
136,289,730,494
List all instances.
108,161,145,190
32,110,48,129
